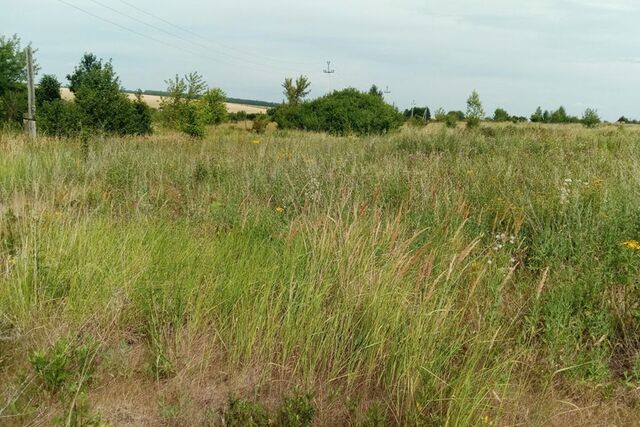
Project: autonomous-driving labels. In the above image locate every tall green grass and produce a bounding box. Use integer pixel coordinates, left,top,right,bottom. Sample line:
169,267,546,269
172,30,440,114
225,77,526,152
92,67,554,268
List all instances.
1,124,639,425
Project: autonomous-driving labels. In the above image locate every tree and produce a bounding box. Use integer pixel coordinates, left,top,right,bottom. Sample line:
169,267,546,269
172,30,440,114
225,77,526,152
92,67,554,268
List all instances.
271,88,403,136
0,34,29,123
282,75,310,105
72,58,132,133
368,84,383,98
493,108,510,122
434,108,447,122
199,88,228,125
158,72,209,137
36,74,61,107
550,106,568,123
530,107,544,123
129,90,153,135
466,90,484,128
66,53,103,93
581,108,601,128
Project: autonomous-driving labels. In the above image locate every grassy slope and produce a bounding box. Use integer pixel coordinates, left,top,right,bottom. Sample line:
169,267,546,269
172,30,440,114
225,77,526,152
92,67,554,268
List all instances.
0,124,639,425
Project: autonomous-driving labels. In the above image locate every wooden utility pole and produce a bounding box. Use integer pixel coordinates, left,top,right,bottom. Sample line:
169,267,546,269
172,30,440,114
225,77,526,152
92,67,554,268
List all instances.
24,46,36,138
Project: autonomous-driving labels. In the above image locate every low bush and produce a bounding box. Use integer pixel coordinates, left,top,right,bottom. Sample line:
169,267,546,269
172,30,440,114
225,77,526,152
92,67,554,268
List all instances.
271,88,403,135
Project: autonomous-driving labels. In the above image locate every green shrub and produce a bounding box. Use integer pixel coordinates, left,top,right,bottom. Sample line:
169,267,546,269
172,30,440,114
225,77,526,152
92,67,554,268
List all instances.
223,397,271,427
465,90,484,128
199,88,228,125
276,390,315,427
582,108,601,128
178,102,205,138
35,74,61,107
271,88,403,135
39,99,83,137
445,112,458,128
252,113,270,134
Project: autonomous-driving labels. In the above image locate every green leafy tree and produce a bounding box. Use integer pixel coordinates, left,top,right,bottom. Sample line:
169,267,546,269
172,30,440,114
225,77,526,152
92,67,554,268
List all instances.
179,102,205,138
39,99,83,137
159,72,207,137
465,90,484,128
36,74,61,107
282,75,310,105
72,58,134,134
434,108,447,122
493,108,510,122
199,88,228,125
550,106,568,123
66,53,102,93
368,84,383,98
530,107,544,123
581,108,601,128
0,34,30,123
129,90,152,135
272,88,402,136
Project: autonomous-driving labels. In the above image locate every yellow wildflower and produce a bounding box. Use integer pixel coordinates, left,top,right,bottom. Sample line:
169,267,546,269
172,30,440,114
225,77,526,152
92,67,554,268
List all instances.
252,139,261,145
623,240,640,251
275,207,285,213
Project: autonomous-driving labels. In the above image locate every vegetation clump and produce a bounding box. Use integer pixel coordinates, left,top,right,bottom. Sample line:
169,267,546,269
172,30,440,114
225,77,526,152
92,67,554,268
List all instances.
272,87,403,135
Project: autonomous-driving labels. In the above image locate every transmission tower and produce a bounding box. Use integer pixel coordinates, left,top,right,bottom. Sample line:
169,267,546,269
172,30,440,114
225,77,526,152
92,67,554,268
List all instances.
323,61,335,74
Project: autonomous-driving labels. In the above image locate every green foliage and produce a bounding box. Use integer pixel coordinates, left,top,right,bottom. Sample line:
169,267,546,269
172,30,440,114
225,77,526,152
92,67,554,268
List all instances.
178,102,205,138
199,88,228,125
276,390,315,427
272,88,403,135
221,391,315,427
223,397,272,427
404,106,431,121
30,337,101,426
252,113,270,134
433,108,447,122
282,75,311,105
36,74,61,107
530,106,544,123
130,90,153,135
0,34,27,95
465,90,484,128
445,111,459,128
582,108,601,128
159,71,212,137
368,84,383,98
39,53,151,136
39,99,83,137
493,107,510,122
0,34,29,123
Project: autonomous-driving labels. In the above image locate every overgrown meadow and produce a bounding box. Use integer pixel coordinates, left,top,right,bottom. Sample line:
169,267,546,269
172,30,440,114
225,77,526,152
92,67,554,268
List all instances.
1,123,640,425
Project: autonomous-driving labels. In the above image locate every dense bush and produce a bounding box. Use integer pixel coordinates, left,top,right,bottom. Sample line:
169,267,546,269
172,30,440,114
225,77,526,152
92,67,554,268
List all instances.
582,108,601,128
0,34,29,124
158,72,227,137
35,74,61,107
198,88,228,125
38,53,152,136
271,88,403,135
38,99,83,137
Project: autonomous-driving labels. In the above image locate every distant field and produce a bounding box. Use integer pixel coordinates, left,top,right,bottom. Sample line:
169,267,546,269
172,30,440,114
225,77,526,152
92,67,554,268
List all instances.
2,124,640,426
60,87,269,114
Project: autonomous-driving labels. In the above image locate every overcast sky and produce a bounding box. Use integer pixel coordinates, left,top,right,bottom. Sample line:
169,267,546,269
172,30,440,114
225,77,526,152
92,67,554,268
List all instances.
2,0,639,119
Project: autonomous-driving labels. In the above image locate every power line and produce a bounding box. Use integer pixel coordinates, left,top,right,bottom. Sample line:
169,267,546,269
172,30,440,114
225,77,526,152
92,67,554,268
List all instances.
56,0,287,75
85,0,289,72
115,0,317,67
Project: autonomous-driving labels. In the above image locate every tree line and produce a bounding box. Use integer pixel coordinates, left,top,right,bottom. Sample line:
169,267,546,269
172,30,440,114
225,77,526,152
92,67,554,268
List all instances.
0,33,631,139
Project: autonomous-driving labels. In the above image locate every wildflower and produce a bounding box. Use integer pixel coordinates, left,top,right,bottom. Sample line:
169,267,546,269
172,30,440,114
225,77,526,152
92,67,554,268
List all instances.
623,240,640,251
252,139,261,145
275,207,285,213
7,256,16,265
482,414,493,425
